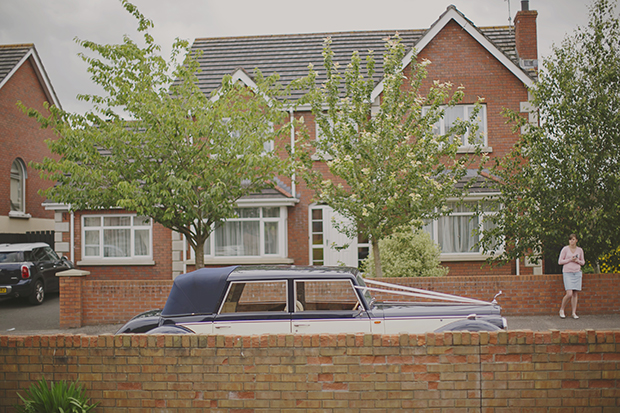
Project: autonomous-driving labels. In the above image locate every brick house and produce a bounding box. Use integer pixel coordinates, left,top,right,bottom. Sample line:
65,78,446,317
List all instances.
53,3,540,279
0,44,62,247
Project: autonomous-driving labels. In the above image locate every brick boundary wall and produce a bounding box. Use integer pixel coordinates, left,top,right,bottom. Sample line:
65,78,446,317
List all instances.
58,273,620,328
1,330,619,412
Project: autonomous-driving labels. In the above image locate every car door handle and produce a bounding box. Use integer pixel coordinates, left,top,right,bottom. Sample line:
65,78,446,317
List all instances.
293,323,310,327
215,325,231,329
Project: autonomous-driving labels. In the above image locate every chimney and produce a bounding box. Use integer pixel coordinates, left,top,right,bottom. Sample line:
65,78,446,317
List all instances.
514,0,538,70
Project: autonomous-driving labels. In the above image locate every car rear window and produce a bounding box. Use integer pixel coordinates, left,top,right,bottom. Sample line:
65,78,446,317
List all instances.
0,252,24,263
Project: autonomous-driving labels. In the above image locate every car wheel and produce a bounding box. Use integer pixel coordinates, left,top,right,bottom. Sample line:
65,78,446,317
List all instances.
29,280,45,305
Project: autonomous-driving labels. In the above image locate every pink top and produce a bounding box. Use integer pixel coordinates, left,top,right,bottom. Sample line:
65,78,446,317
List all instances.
558,246,585,273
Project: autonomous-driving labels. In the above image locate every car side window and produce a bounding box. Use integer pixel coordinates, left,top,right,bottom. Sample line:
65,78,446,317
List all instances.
31,248,49,262
219,281,288,314
295,279,361,312
43,247,60,262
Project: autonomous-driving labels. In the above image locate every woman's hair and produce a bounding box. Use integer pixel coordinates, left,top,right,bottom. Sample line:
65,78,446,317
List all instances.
569,233,578,240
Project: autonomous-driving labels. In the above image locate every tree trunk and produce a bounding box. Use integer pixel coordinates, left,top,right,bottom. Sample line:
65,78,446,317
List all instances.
372,237,383,278
194,237,206,269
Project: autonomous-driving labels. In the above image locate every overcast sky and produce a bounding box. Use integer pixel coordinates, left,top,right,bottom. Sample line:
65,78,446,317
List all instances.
0,0,594,114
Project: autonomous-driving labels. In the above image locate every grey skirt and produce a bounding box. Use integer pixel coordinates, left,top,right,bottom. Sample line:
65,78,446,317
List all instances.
563,271,582,291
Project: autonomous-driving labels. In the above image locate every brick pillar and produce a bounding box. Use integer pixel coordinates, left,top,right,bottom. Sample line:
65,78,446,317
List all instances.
57,269,89,328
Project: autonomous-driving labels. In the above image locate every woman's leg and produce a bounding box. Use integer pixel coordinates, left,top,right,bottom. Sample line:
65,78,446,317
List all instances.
571,291,579,316
560,290,573,315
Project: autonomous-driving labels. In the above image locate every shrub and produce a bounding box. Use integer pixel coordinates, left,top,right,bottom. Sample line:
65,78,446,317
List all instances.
14,378,98,413
361,229,449,278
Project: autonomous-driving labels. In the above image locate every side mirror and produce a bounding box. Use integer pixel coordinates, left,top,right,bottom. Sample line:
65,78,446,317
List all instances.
60,256,74,268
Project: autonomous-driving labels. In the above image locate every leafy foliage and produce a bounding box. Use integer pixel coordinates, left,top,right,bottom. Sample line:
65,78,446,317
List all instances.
22,1,292,267
478,0,620,269
360,228,448,278
15,379,98,413
299,35,484,276
600,247,620,273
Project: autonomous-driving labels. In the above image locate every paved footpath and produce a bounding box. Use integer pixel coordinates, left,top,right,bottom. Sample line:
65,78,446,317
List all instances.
506,313,620,331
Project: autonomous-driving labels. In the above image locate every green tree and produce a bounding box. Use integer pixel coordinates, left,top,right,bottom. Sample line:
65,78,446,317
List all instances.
299,36,484,277
478,0,620,270
360,228,448,278
23,1,292,268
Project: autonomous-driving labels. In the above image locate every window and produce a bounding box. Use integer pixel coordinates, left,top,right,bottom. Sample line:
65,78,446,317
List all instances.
424,201,499,256
219,280,288,313
295,279,361,312
222,118,274,154
425,104,487,147
82,215,152,259
310,208,325,265
10,159,26,213
204,207,285,258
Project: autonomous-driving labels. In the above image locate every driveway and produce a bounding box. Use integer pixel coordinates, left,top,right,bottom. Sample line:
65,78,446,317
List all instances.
1,295,619,335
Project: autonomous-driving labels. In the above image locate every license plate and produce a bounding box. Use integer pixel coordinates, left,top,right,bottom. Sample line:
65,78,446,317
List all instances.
0,288,7,294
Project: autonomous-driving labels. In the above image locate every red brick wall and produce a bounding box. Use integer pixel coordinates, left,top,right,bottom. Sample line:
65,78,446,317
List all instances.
58,273,620,328
515,10,539,60
1,330,619,412
414,20,529,163
0,57,57,219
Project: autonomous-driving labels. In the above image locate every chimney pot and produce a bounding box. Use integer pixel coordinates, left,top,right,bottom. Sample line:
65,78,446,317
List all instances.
521,0,529,11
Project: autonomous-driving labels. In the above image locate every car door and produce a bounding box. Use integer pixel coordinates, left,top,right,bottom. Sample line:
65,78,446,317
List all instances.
31,247,57,290
291,279,372,334
212,280,291,335
43,246,70,291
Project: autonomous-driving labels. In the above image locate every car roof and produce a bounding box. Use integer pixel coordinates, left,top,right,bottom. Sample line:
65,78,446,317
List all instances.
0,242,50,252
161,265,361,316
229,265,360,281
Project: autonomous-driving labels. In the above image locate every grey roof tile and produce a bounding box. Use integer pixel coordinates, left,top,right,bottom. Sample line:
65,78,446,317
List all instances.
191,24,524,100
0,44,32,85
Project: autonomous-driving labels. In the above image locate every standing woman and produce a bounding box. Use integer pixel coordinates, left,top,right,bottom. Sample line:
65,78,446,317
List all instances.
558,234,585,319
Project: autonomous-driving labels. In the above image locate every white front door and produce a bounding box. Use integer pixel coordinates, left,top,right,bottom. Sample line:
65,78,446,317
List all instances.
310,205,361,267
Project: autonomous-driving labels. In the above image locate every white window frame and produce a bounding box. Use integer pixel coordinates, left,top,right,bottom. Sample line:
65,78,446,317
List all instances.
197,204,293,265
78,214,154,265
423,104,490,152
424,198,502,261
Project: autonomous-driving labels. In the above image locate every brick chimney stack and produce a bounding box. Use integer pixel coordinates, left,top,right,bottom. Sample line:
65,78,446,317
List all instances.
514,0,538,70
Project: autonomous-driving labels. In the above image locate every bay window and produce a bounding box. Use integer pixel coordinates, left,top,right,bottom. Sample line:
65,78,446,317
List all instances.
424,201,500,258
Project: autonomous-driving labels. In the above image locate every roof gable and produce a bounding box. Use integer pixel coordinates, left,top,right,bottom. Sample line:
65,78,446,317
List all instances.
0,44,61,108
190,5,534,103
370,6,534,102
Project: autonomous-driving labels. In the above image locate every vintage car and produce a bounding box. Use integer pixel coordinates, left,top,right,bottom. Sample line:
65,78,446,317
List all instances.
116,265,506,335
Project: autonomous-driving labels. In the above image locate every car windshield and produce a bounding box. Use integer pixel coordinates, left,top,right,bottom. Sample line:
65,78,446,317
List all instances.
0,252,23,263
356,274,375,308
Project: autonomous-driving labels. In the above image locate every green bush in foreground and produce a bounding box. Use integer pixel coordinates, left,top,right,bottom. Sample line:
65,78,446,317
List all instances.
361,229,449,278
15,378,98,413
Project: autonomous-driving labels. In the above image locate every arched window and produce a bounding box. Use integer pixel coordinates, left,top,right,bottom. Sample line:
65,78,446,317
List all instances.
10,158,26,213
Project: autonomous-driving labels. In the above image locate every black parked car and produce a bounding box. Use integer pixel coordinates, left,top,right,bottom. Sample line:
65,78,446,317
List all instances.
0,243,73,305
117,265,506,335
